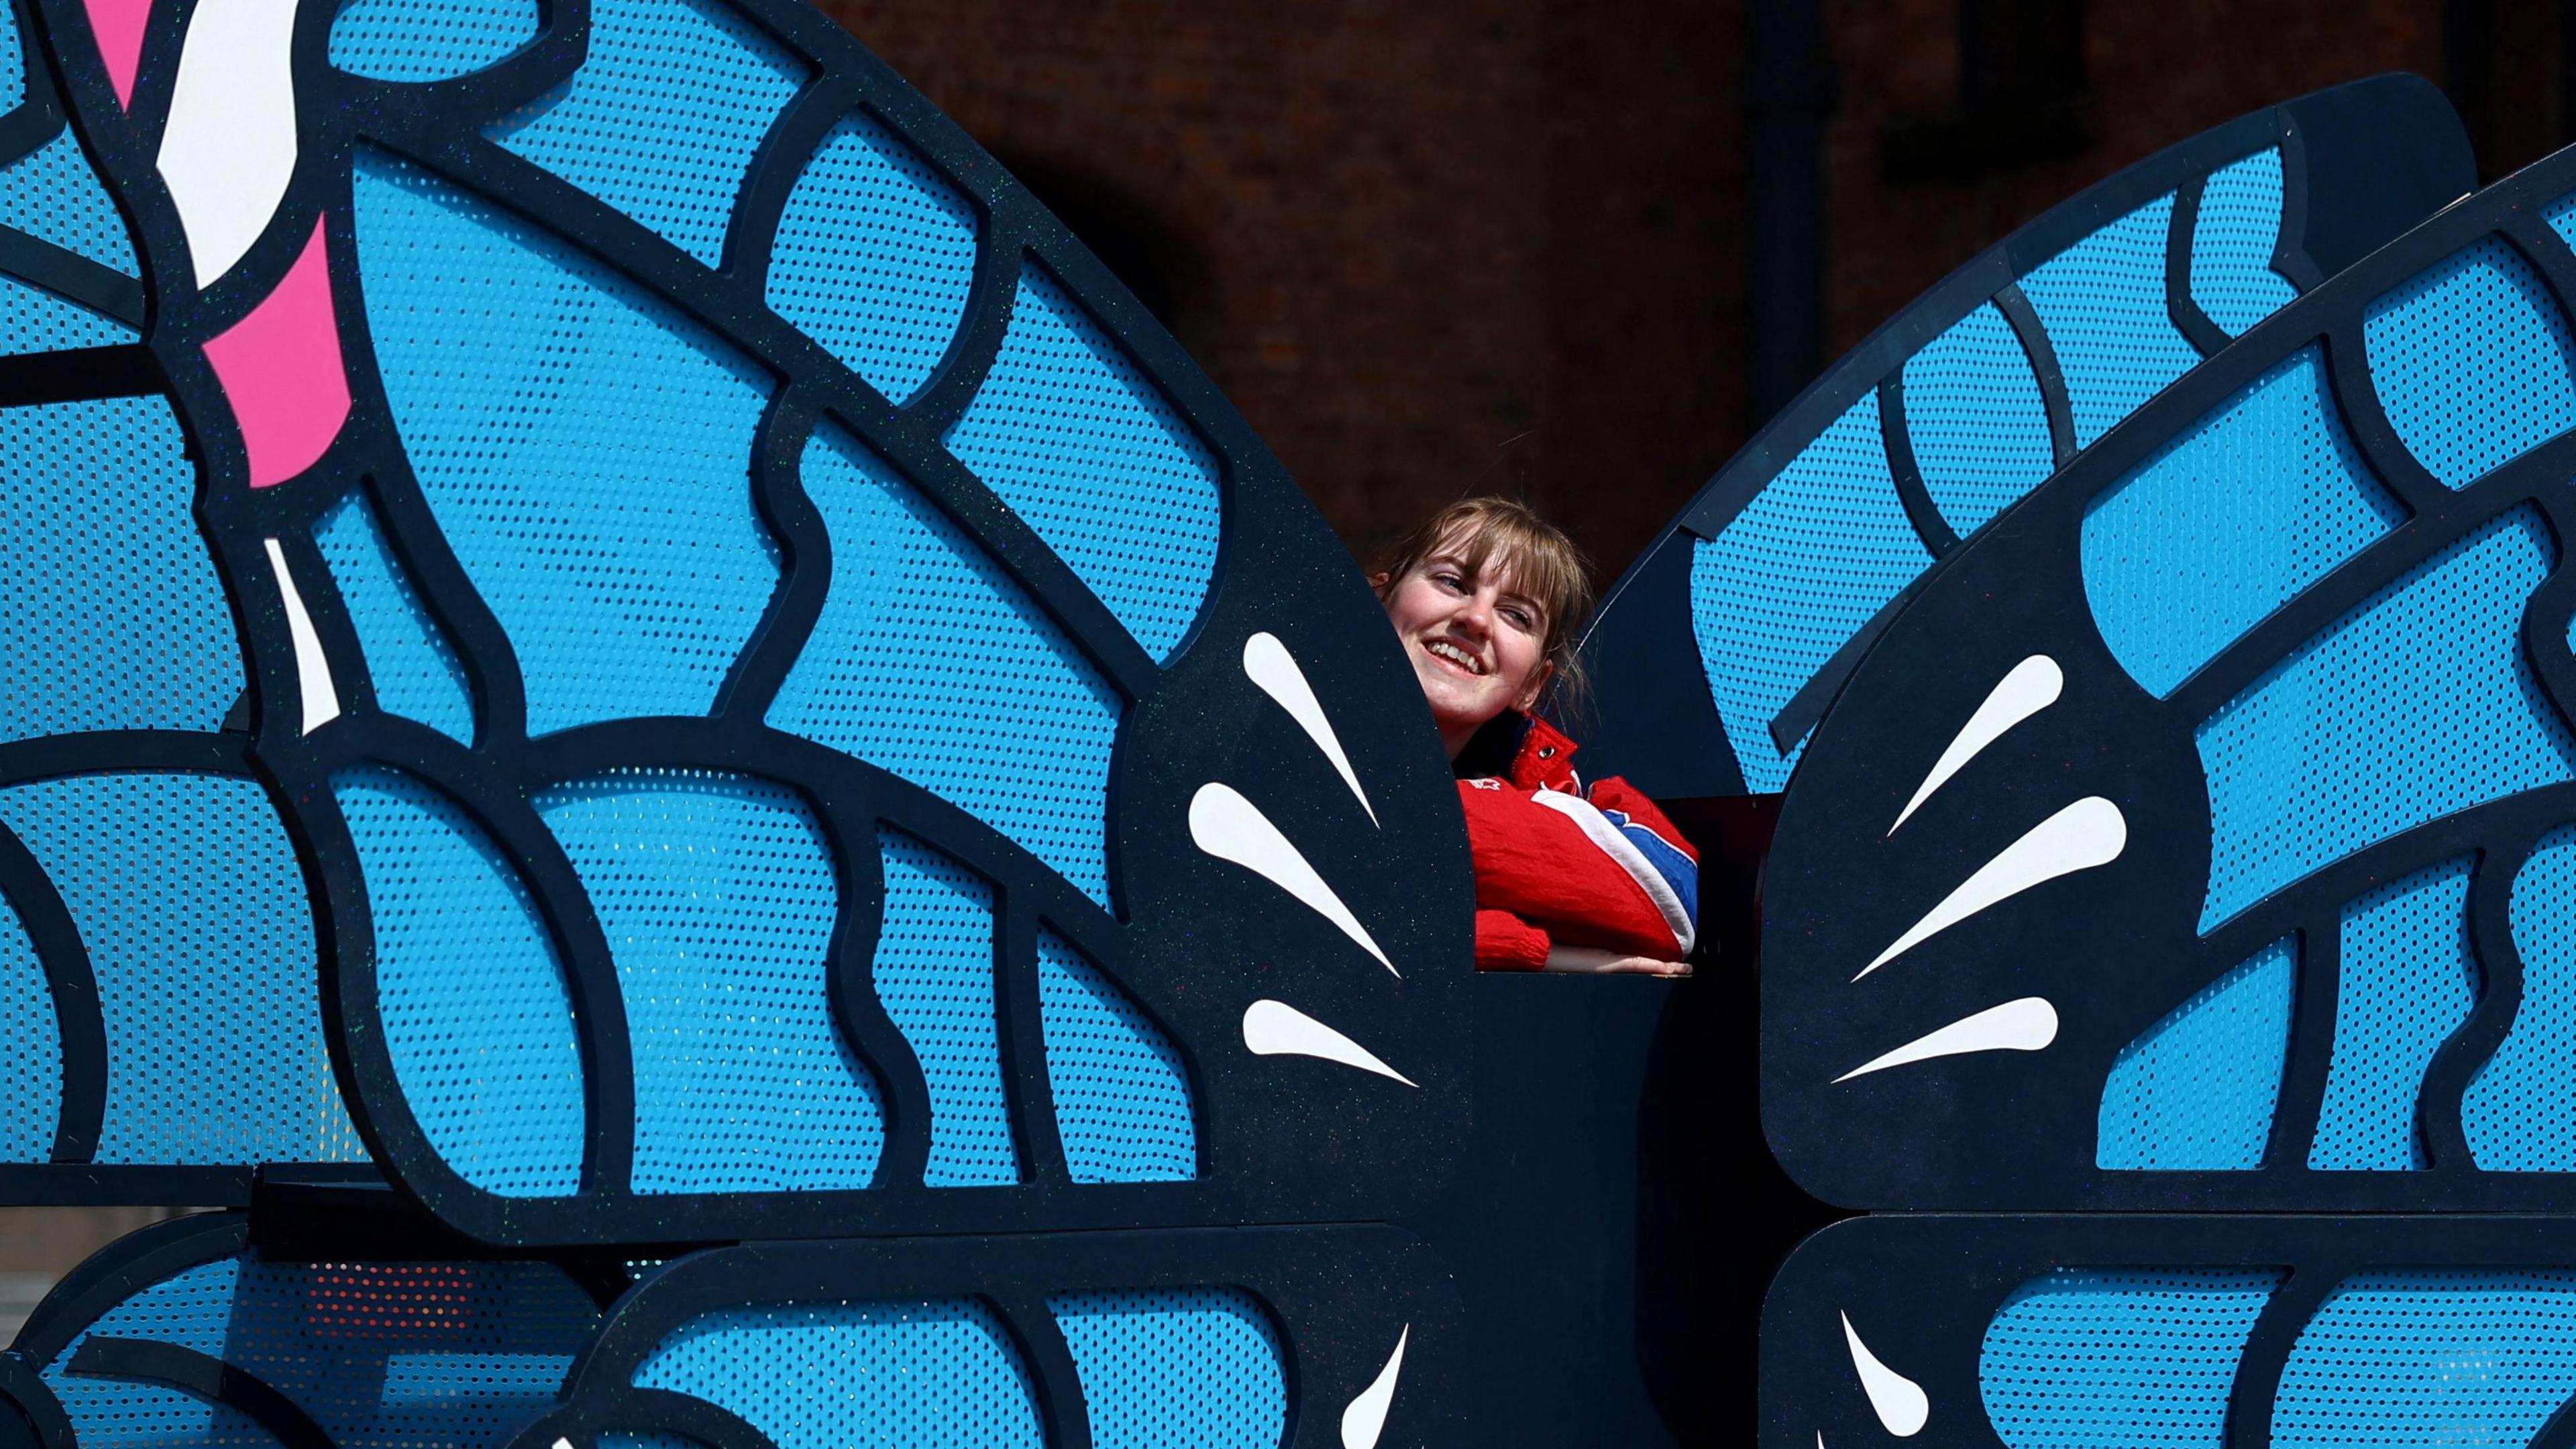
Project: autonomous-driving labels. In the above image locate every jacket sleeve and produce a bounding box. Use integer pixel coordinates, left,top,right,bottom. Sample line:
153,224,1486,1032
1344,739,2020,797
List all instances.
1475,909,1552,971
1457,777,1698,958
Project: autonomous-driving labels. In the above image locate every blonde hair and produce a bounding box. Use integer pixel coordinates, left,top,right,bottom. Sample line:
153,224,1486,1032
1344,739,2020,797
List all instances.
1373,496,1595,722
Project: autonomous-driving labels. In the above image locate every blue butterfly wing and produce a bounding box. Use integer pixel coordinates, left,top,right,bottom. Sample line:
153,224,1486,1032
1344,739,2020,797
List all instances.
1574,76,2475,799
0,0,1477,1240
1762,132,2576,1211
1763,1215,2576,1449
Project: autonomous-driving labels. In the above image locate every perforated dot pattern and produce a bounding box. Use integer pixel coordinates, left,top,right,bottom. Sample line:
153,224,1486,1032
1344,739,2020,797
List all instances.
0,272,130,355
633,1299,1044,1449
352,150,780,736
0,0,23,113
537,769,883,1193
2189,148,2298,337
2195,506,2576,930
1049,1288,1285,1449
767,112,976,404
1979,1268,2281,1449
0,395,237,745
2097,936,2294,1170
43,1258,256,1449
0,129,137,275
0,773,356,1163
1688,392,1931,793
1904,301,2055,536
768,423,1119,905
333,765,584,1196
329,0,538,81
1035,928,1194,1183
0,889,58,1160
315,489,474,743
44,1254,597,1449
944,266,1219,662
2273,1271,2576,1448
487,0,802,266
2468,824,2576,1167
2310,856,2477,1169
2018,191,2202,447
2082,345,2403,700
2365,235,2576,489
871,828,1015,1187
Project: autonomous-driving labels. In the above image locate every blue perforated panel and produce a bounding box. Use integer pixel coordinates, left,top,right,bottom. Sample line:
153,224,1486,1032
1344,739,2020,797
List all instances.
2468,825,2576,1167
334,766,584,1196
767,112,976,404
2274,1271,2576,1448
2188,148,2297,337
352,151,779,735
0,272,130,354
0,891,58,1161
43,1258,255,1449
0,396,237,745
315,490,475,743
489,0,801,266
1904,301,2055,536
0,0,23,112
2311,857,2476,1170
1036,928,1194,1183
0,129,137,275
1688,392,1931,793
1050,1289,1285,1449
634,1299,1044,1449
2365,236,2576,490
2082,345,2403,699
2017,193,2202,447
329,0,539,80
42,1255,596,1449
0,773,358,1164
767,424,1120,905
872,828,1014,1187
539,770,881,1193
2195,506,2575,930
1980,1268,2280,1449
945,266,1220,661
2097,936,2294,1170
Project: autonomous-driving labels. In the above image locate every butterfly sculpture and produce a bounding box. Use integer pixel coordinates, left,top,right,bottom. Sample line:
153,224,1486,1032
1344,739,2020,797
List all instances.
1762,127,2576,1216
0,0,1477,1436
1756,127,2576,1446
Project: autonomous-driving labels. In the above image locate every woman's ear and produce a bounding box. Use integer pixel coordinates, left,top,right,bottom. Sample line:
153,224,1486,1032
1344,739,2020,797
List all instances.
1369,570,1391,599
1513,658,1556,713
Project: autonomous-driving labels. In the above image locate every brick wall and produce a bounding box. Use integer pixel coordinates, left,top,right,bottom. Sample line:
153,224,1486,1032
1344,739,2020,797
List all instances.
814,1,2491,595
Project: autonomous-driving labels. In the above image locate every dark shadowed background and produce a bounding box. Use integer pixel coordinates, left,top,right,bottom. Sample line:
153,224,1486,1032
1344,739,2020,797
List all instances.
818,0,2563,586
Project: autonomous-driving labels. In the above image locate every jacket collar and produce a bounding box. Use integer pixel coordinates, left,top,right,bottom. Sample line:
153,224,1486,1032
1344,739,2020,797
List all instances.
1454,710,1581,792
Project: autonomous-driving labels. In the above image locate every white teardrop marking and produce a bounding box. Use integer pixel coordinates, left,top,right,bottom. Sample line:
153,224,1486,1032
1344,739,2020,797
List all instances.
1890,655,2061,834
1340,1324,1409,1449
1833,998,2059,1083
1857,797,2125,980
1244,632,1377,826
1243,1000,1416,1087
157,0,301,286
266,537,339,735
1190,783,1396,975
1839,1311,1929,1436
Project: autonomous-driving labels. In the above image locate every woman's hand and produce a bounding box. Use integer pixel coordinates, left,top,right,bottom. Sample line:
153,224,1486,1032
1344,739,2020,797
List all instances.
1542,945,1694,977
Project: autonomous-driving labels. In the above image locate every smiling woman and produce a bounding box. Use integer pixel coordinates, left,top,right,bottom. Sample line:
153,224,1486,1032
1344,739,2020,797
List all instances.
1373,498,1700,977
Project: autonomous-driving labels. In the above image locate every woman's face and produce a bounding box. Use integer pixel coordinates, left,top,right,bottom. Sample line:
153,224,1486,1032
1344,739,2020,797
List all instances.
1379,543,1554,757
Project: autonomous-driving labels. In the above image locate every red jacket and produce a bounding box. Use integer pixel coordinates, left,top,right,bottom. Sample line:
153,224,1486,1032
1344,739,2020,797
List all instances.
1460,714,1700,971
